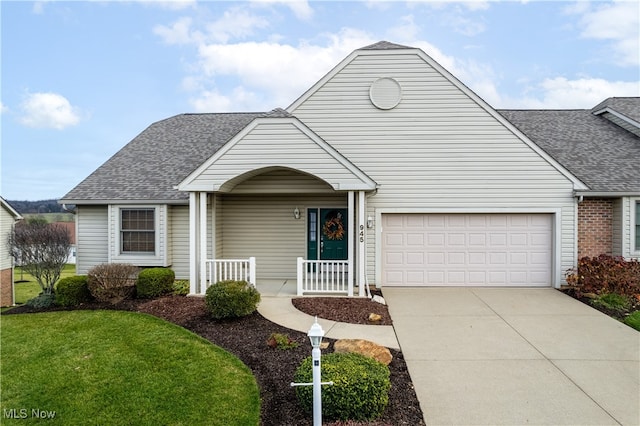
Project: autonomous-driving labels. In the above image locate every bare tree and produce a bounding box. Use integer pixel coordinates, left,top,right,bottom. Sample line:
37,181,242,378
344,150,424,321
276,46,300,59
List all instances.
7,219,71,295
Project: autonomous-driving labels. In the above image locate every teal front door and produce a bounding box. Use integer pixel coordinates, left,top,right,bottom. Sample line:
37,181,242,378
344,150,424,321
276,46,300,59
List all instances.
307,208,348,260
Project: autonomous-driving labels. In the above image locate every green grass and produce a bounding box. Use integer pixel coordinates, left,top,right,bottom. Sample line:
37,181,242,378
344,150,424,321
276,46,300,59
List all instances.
623,311,640,331
0,310,260,425
591,293,631,312
13,264,76,304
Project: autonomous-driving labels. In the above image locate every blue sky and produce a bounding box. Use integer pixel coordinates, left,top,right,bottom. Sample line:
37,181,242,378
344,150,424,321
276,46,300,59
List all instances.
1,0,639,201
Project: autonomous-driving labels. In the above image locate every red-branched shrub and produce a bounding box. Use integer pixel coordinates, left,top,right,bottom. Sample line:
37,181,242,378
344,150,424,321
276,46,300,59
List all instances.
565,255,640,297
88,263,139,304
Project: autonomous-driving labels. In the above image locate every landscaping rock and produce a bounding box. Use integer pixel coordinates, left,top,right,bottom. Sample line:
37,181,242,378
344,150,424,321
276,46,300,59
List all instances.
334,339,393,365
368,313,382,322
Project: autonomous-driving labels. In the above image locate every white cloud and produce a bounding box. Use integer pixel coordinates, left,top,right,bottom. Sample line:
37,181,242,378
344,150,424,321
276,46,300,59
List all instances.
19,92,81,130
138,0,196,10
154,17,200,45
386,15,420,41
206,7,271,43
495,77,640,109
571,1,639,67
251,0,314,20
187,29,375,111
0,101,8,114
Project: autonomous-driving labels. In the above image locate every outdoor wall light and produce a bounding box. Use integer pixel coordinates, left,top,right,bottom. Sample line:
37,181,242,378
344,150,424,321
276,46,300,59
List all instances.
294,207,301,219
367,216,374,228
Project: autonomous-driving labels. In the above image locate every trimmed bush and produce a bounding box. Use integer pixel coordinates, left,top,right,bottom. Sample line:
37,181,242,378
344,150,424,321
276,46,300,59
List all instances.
136,268,175,298
205,280,260,319
55,276,92,306
88,263,139,304
565,255,640,297
173,280,189,296
294,352,390,421
26,293,56,309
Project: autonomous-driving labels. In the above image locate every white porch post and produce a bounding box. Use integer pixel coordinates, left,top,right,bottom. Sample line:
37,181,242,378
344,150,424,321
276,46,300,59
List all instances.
347,191,354,297
199,192,208,292
189,192,198,295
358,190,365,297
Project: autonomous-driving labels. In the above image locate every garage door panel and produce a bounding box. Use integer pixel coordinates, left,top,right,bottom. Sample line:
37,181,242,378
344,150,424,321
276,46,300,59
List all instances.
382,213,552,287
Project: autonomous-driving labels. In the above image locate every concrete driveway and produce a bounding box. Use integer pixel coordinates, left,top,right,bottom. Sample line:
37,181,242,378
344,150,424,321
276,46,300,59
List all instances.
383,288,639,425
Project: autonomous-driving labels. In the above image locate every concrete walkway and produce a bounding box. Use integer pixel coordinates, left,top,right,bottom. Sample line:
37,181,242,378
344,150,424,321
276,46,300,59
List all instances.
384,287,640,426
256,280,399,349
257,282,639,425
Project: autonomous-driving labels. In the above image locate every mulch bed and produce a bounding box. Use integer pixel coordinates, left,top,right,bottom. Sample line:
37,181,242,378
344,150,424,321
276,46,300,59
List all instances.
292,295,392,325
3,296,424,426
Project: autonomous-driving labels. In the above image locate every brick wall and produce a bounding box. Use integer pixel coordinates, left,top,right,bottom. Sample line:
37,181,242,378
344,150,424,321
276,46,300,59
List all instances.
0,267,14,307
577,198,613,259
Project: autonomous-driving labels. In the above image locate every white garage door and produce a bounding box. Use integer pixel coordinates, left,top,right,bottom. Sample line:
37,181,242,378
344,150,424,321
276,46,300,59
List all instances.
382,214,552,287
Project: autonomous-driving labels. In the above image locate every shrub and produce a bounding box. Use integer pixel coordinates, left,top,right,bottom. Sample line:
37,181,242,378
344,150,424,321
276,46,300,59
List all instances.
565,255,640,297
25,293,56,309
623,311,640,331
205,280,260,319
173,280,190,296
88,263,139,304
267,332,299,349
591,293,631,313
55,276,92,306
294,352,390,421
136,268,175,298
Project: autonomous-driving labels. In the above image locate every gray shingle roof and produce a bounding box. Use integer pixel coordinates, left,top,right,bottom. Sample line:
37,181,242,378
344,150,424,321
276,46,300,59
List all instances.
591,97,640,123
499,106,640,192
361,41,413,50
61,110,291,202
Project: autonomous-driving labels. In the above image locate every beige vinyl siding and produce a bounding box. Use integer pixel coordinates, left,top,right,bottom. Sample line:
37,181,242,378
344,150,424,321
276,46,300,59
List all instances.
232,169,335,194
219,194,346,280
0,207,15,270
290,51,577,285
76,205,108,275
170,205,189,279
185,121,372,191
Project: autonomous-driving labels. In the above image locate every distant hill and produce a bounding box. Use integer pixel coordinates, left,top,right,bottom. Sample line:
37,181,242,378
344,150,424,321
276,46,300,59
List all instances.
7,199,66,214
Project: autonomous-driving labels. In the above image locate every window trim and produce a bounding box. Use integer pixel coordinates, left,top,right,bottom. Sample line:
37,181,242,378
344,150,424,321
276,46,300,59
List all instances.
120,208,156,255
110,205,168,266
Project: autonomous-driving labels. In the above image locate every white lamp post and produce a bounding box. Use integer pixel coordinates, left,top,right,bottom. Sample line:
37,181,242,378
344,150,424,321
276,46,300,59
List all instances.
308,317,325,426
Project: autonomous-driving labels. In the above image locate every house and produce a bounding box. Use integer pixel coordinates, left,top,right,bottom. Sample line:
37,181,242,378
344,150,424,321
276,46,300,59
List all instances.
53,222,77,265
1,197,23,306
60,41,640,296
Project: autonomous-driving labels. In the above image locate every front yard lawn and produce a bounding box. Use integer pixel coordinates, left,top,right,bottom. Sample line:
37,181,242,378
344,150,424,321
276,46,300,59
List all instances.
0,310,260,425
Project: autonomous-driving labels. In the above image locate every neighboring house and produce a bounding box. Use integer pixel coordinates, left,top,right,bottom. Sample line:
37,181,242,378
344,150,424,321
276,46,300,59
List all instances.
1,197,23,306
53,222,77,265
60,41,639,296
500,98,640,261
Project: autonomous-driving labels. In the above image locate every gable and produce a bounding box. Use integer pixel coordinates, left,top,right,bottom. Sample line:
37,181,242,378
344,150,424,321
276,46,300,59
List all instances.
288,45,586,193
177,117,377,192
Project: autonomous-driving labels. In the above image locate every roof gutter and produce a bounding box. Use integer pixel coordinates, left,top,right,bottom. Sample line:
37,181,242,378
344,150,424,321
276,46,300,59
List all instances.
574,191,640,198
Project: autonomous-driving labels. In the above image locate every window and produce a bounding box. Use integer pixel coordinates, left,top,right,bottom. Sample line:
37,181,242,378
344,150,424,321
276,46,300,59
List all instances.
121,208,155,254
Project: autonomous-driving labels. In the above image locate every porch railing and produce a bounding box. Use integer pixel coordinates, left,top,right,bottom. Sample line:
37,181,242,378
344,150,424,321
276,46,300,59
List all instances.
297,257,351,296
205,257,256,293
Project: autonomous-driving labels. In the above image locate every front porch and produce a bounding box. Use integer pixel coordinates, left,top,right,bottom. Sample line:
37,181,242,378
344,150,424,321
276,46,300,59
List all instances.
198,256,355,296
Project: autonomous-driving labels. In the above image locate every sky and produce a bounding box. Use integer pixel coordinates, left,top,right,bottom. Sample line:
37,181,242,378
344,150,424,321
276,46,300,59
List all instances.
1,0,639,201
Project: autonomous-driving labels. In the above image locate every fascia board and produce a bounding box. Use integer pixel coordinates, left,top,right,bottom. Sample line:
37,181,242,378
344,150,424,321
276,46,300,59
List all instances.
592,107,640,130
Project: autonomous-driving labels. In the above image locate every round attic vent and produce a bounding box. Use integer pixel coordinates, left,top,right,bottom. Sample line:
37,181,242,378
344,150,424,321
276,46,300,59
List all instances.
369,77,402,110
